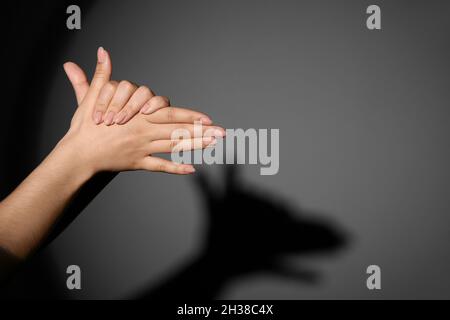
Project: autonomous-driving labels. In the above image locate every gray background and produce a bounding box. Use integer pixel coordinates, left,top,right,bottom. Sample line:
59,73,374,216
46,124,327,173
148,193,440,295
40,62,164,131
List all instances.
37,0,450,298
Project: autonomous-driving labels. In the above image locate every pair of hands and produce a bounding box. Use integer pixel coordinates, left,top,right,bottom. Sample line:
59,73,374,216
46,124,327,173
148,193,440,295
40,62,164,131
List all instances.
0,47,223,260
59,47,225,175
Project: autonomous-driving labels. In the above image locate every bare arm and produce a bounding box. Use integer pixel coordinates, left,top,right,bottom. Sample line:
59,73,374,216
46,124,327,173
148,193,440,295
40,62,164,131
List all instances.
0,140,94,258
0,48,224,261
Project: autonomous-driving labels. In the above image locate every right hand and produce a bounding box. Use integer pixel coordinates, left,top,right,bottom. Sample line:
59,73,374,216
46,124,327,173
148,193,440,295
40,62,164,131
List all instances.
59,47,225,175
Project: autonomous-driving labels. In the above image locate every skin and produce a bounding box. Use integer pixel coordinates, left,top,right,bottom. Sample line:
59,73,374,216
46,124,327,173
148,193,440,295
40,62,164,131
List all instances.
0,47,225,260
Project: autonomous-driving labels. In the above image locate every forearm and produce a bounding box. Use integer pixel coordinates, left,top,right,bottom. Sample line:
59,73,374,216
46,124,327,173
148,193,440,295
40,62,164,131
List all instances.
0,48,218,261
0,138,94,258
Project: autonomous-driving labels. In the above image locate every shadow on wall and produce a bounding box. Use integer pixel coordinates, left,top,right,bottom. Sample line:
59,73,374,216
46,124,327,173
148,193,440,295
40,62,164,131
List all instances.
1,0,96,299
135,165,349,299
1,2,349,298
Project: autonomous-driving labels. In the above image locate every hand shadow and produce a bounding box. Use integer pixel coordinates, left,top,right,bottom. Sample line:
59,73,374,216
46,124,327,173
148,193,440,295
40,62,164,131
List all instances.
135,165,349,300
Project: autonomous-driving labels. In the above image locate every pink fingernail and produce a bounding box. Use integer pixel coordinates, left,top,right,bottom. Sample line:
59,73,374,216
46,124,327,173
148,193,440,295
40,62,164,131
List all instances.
97,47,106,64
200,117,212,125
213,129,226,137
114,112,127,125
184,166,196,173
105,111,115,125
94,111,103,124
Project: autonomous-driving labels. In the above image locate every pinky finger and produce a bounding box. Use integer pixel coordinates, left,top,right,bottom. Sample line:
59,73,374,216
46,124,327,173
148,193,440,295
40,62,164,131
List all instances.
139,157,195,175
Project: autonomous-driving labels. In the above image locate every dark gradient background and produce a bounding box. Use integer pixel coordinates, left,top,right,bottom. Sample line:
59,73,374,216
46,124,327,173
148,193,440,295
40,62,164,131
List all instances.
2,0,450,299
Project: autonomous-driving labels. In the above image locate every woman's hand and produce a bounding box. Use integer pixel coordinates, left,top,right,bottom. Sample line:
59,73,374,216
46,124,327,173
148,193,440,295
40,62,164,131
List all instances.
61,47,224,175
93,80,172,126
0,47,225,259
64,47,189,126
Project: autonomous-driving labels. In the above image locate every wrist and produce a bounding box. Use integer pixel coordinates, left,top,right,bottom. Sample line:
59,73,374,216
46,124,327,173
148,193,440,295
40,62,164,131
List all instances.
52,134,97,182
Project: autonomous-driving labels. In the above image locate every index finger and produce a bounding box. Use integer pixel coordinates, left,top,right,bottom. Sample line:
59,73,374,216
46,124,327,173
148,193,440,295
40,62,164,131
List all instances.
82,47,112,107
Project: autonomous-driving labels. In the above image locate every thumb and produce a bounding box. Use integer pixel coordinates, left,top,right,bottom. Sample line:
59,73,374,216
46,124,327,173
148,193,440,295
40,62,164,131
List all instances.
63,62,89,105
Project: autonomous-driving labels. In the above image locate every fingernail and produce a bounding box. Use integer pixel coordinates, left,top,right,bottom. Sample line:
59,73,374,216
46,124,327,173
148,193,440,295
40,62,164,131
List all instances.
97,47,106,64
94,111,103,124
105,111,115,125
199,117,212,125
213,128,226,137
184,166,196,173
114,112,127,125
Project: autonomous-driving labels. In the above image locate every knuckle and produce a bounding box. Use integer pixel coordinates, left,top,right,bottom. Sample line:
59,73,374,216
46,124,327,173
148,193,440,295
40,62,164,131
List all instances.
166,107,175,122
94,70,108,80
109,103,121,111
184,123,193,132
152,95,170,108
142,101,151,112
170,139,178,151
103,82,116,93
108,102,124,113
131,159,141,170
161,96,170,106
94,73,106,81
126,103,138,112
96,102,107,109
120,80,135,91
94,67,106,77
157,163,166,172
75,79,88,86
139,86,152,99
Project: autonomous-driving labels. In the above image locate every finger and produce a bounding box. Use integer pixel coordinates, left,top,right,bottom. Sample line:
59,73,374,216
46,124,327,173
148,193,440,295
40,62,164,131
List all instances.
144,107,212,125
82,47,112,107
149,123,226,141
63,62,89,104
141,95,170,115
114,85,155,125
139,157,196,175
92,81,118,124
103,80,137,125
149,136,217,154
